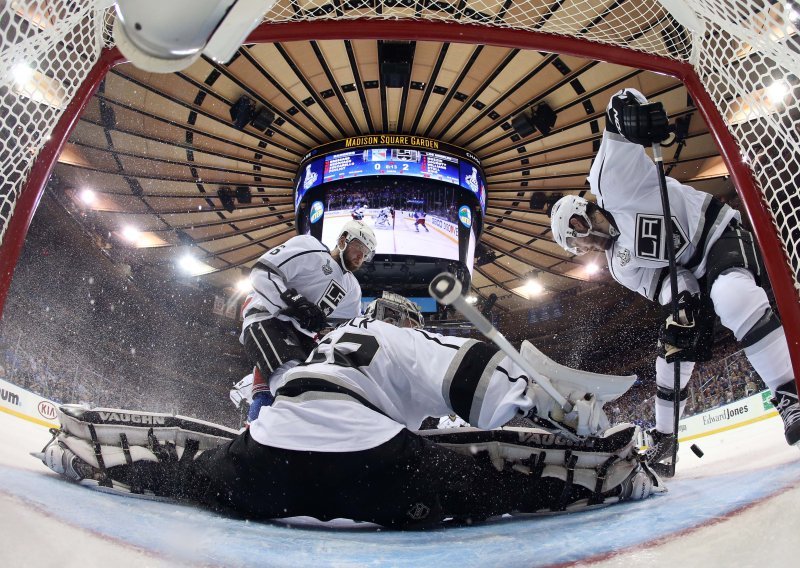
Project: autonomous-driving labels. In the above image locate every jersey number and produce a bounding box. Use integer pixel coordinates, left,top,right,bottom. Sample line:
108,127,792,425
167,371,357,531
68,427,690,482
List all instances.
308,332,379,368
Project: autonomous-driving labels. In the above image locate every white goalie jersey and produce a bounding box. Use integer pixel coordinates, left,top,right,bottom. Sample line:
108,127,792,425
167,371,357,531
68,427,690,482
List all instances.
588,129,739,302
241,235,362,339
249,318,535,452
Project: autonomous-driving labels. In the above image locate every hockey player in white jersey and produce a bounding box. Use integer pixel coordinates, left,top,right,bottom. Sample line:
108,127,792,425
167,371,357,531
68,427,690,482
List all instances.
234,220,377,422
41,292,660,528
374,206,392,229
550,88,800,467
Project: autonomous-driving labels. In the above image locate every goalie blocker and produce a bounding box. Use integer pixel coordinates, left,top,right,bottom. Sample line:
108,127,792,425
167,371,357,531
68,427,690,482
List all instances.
38,404,664,518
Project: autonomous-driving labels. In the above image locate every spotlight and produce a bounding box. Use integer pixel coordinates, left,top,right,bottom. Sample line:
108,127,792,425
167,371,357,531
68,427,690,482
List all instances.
121,225,141,243
250,107,274,131
585,262,600,275
229,95,257,130
217,186,236,213
511,112,536,138
511,102,557,138
767,80,790,105
524,272,544,296
12,63,33,86
80,189,96,205
236,278,252,293
235,185,252,204
531,103,557,136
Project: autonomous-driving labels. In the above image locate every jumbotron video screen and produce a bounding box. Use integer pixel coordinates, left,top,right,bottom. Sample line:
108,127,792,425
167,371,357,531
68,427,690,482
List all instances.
294,136,485,278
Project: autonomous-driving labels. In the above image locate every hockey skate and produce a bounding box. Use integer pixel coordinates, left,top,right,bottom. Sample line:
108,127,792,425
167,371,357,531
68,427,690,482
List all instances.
643,429,677,477
771,380,800,446
34,432,98,482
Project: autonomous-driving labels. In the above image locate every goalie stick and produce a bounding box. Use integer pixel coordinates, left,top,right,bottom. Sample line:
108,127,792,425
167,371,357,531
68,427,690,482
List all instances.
428,272,572,413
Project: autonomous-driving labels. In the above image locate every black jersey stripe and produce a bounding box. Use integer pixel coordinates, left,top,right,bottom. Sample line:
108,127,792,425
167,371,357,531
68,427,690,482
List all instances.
275,377,389,418
683,197,727,272
275,249,329,268
413,328,460,349
444,342,501,423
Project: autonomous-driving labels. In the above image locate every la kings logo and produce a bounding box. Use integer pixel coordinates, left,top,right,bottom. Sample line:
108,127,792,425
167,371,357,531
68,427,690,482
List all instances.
635,214,688,261
318,280,346,316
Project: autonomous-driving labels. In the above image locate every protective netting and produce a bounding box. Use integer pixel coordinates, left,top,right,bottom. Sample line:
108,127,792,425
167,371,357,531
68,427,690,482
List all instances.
0,0,107,247
0,0,798,295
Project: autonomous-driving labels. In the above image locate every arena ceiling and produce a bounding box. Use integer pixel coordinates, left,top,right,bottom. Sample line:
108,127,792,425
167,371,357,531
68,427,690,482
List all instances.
50,36,736,314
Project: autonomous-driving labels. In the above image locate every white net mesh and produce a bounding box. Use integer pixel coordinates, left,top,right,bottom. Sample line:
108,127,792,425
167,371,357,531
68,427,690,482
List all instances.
1,0,798,294
0,0,107,246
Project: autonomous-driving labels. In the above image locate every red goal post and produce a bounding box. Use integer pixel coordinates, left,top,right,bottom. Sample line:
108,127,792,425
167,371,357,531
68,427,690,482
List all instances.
1,3,798,386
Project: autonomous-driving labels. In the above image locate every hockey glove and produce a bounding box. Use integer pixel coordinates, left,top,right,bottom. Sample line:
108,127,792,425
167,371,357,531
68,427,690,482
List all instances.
280,288,328,332
524,383,610,437
606,91,672,146
658,290,701,363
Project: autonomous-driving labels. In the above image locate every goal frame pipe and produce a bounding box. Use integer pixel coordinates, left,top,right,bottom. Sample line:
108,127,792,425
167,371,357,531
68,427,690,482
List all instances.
1,19,797,392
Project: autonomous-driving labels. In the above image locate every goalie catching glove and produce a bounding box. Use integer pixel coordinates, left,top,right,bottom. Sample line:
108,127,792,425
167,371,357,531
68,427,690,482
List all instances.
513,340,637,438
280,288,328,332
606,88,673,147
524,383,610,438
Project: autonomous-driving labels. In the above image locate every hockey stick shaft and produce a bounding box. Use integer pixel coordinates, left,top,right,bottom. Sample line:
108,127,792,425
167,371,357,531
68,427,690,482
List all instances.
429,272,571,411
652,143,681,478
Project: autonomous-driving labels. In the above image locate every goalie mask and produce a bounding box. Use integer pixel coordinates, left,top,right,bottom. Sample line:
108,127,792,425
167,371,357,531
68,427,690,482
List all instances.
365,292,424,328
550,195,617,256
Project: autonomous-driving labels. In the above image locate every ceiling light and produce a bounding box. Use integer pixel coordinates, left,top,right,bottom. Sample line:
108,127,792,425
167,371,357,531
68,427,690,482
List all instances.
465,295,478,304
12,63,33,86
767,80,790,104
121,225,140,242
585,262,600,275
525,279,544,296
178,254,213,276
80,189,96,205
236,278,252,293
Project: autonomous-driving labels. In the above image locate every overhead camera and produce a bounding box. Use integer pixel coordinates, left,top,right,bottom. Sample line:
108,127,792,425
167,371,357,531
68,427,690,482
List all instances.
113,0,277,73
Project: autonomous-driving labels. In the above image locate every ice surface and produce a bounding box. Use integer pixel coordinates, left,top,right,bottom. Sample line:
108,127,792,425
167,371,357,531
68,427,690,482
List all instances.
2,410,799,568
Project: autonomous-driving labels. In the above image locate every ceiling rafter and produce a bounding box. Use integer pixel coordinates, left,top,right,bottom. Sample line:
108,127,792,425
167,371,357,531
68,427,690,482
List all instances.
90,94,299,168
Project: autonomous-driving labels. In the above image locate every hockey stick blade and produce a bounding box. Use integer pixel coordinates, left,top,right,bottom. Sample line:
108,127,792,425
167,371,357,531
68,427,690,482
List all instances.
429,272,571,412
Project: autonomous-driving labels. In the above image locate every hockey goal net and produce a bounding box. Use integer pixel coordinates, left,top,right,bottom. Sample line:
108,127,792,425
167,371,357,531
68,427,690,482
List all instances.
1,0,799,370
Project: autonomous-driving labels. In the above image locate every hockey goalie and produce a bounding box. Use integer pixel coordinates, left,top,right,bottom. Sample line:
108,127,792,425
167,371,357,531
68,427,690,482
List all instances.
374,206,393,230
37,293,664,528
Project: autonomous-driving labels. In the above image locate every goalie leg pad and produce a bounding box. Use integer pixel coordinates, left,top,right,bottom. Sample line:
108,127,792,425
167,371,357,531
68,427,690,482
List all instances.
420,423,657,508
57,405,238,449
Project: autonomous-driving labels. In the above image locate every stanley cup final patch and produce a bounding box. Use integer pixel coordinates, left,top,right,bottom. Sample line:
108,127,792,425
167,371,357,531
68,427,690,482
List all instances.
617,247,631,267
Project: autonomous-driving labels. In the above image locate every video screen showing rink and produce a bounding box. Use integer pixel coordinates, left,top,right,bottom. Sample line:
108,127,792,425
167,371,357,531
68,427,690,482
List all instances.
295,139,484,277
319,177,474,264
